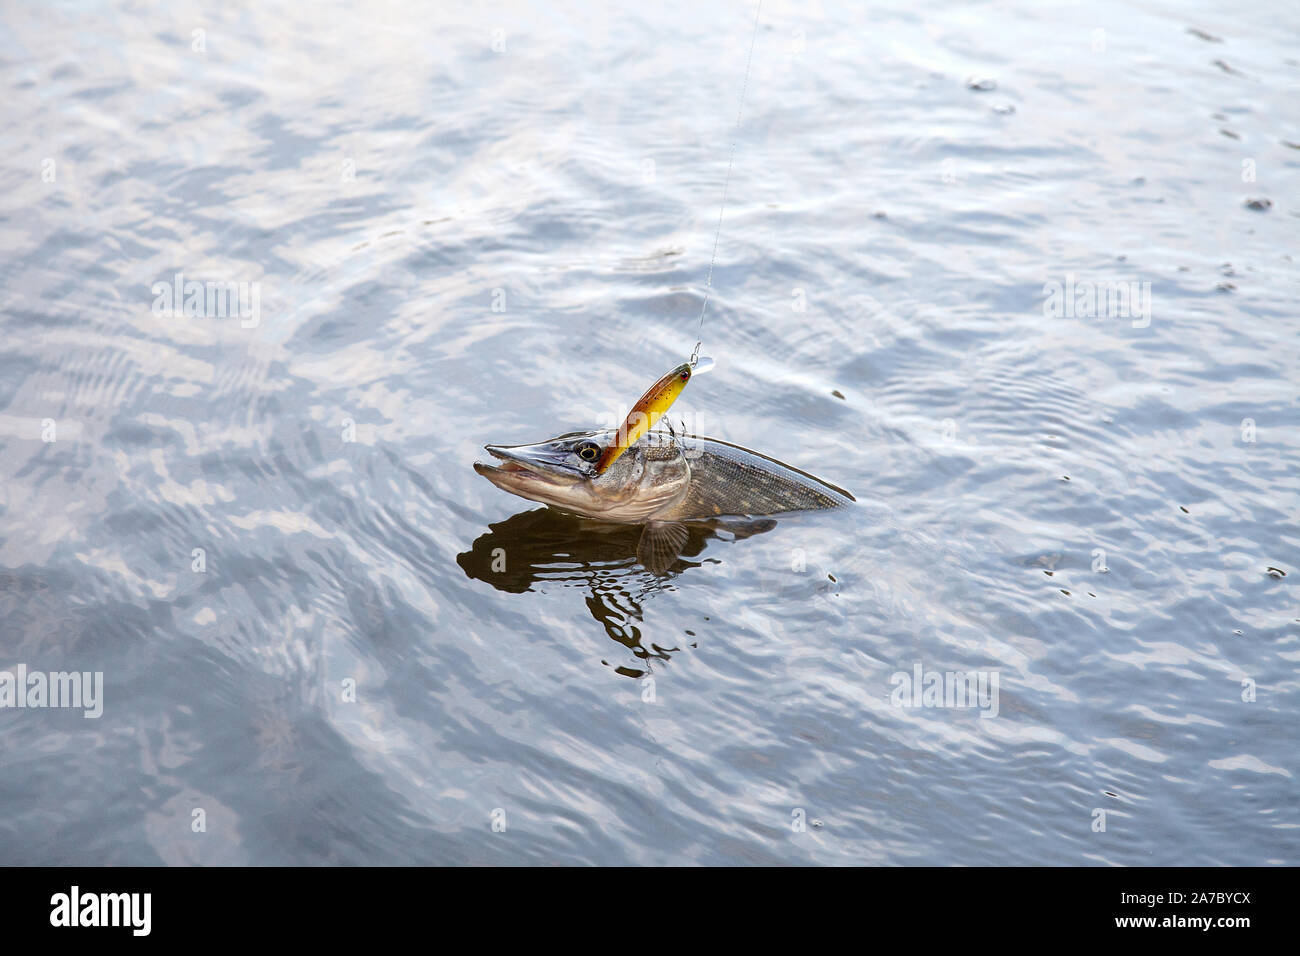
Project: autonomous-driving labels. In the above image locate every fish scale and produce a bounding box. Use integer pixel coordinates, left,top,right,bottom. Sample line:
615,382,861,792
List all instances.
661,435,854,520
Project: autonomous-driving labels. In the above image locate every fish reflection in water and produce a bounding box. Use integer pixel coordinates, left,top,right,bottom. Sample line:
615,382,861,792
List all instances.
457,507,776,676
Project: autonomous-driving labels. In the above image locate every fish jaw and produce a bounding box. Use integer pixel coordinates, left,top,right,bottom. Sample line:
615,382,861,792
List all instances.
481,440,599,478
474,443,605,515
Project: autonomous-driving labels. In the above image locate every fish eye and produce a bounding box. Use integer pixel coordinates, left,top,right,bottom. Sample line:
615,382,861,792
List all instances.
576,441,601,462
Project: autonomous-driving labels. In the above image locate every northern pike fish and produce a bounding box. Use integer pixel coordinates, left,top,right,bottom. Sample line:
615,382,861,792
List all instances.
474,429,854,574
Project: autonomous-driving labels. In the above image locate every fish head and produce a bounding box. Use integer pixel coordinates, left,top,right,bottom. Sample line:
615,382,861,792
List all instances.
474,429,690,521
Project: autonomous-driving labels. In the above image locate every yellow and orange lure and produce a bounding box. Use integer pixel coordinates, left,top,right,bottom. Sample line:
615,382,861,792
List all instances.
593,362,693,475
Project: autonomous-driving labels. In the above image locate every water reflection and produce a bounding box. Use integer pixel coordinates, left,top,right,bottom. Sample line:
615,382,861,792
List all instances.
457,508,775,676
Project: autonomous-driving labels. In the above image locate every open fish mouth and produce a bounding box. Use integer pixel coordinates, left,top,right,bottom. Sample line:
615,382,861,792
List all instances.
472,459,540,480
473,444,583,485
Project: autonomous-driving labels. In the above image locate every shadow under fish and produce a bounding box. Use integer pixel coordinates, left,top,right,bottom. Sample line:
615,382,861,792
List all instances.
456,507,777,675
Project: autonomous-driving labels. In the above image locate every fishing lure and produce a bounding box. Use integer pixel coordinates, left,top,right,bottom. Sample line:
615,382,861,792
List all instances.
593,362,693,475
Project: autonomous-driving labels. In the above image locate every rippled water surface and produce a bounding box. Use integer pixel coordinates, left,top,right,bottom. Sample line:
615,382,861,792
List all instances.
1,0,1297,865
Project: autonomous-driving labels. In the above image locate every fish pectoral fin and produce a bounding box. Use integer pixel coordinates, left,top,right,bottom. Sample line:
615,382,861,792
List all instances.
636,521,690,576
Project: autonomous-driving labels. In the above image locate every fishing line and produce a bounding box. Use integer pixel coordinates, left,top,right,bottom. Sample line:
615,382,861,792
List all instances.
690,0,763,370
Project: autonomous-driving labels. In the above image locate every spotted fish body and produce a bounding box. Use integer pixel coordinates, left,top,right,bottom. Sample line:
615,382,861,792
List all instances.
651,434,853,519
